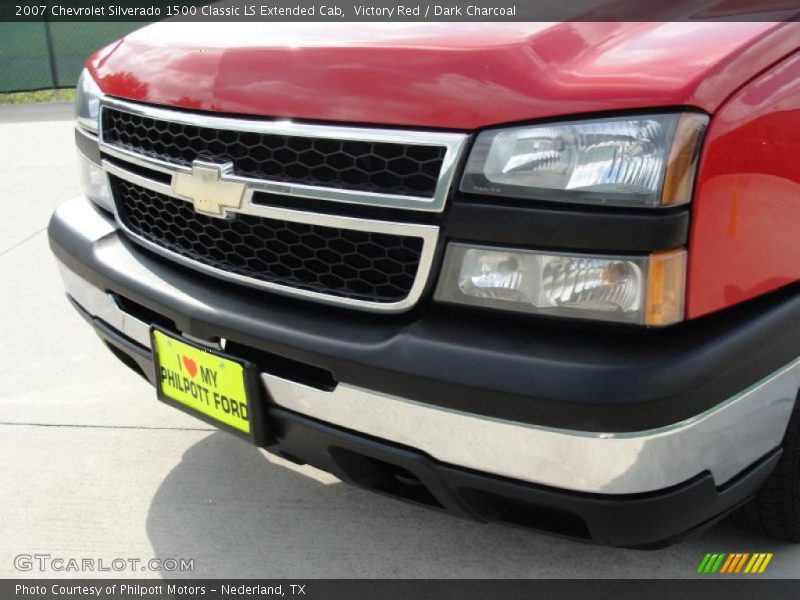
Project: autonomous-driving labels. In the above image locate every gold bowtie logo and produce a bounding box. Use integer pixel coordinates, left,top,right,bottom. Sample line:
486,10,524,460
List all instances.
173,161,246,217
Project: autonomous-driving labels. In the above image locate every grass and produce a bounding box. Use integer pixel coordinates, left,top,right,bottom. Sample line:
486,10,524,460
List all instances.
0,89,76,105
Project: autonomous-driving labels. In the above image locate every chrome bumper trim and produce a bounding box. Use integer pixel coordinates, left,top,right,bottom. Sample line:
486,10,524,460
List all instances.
58,262,151,349
262,364,799,495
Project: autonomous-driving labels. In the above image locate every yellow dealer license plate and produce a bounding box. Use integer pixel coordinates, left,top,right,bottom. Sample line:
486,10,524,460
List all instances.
152,329,252,435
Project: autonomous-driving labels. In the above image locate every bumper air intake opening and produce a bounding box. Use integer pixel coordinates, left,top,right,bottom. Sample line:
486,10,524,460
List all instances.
461,488,591,539
329,447,444,509
228,341,337,391
113,294,176,331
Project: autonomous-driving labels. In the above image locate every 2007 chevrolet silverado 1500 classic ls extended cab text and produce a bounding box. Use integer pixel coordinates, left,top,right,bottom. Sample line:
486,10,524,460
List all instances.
48,21,800,547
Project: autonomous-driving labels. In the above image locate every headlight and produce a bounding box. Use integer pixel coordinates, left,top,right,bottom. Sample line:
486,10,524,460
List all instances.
434,244,686,326
75,69,110,210
75,69,103,133
460,112,708,208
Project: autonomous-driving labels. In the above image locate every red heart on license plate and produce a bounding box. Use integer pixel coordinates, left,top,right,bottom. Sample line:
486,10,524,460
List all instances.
182,356,198,378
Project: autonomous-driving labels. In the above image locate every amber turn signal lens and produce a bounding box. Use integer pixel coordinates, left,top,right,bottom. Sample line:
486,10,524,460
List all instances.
645,249,687,326
661,113,709,206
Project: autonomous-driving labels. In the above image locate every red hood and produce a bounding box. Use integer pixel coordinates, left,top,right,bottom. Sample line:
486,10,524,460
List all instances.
89,22,798,130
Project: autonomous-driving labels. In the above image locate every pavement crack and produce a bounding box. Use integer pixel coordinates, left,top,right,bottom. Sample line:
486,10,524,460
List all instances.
0,227,46,258
0,421,215,432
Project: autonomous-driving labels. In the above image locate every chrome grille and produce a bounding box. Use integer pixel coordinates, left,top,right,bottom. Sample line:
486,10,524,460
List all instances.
98,98,464,312
112,176,425,303
103,107,447,198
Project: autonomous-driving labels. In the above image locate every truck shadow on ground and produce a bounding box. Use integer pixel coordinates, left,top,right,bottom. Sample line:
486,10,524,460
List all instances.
146,431,785,578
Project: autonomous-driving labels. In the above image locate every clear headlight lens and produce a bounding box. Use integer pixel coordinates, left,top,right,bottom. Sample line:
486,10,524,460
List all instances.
75,69,102,132
80,155,113,212
75,69,110,210
434,244,686,326
461,113,707,207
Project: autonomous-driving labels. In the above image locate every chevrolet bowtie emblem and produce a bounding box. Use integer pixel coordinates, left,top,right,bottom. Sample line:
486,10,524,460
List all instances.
173,160,246,217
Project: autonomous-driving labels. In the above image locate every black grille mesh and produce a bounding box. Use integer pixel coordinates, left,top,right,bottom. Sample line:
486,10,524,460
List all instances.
111,177,424,303
102,108,446,198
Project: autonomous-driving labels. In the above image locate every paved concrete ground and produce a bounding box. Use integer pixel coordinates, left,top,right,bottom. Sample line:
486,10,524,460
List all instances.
0,103,798,579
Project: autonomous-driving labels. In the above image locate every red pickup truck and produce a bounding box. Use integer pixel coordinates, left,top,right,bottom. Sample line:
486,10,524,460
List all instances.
49,22,800,547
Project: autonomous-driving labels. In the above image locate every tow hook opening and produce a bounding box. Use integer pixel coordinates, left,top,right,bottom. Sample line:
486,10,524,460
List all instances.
460,488,591,540
329,448,444,509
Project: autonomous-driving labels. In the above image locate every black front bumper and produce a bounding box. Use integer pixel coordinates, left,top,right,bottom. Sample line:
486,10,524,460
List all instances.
49,197,800,547
50,201,800,433
268,408,782,548
55,299,794,547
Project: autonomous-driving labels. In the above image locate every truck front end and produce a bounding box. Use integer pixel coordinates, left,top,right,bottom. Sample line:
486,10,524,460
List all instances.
50,22,800,547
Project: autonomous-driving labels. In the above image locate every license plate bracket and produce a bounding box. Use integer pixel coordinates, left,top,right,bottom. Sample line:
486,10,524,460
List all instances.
150,326,270,445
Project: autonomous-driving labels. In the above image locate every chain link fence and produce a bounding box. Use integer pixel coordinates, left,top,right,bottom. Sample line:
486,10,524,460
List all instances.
0,22,145,93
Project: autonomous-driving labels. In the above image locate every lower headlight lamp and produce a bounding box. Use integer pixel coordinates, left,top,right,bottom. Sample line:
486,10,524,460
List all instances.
435,243,686,326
